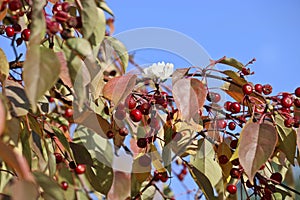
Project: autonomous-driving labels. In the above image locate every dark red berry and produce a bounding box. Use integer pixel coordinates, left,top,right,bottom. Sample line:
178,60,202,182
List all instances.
69,161,76,169
230,168,240,179
153,170,160,182
12,23,21,32
130,109,142,122
125,95,136,109
254,84,263,93
242,83,253,95
137,138,147,148
61,181,68,190
16,37,23,46
75,164,86,174
207,92,221,103
295,87,300,97
139,103,151,115
138,154,151,167
61,2,70,12
242,67,250,75
156,97,167,108
47,21,60,34
217,120,227,129
49,97,55,103
270,172,282,184
224,101,232,111
218,155,229,165
21,28,30,41
8,0,21,11
52,2,62,13
177,173,184,181
54,153,63,164
262,84,272,95
181,168,187,175
230,102,241,113
55,10,70,23
64,108,73,118
106,130,114,139
231,158,240,166
246,180,253,188
227,184,237,194
259,164,266,170
281,96,293,108
230,139,238,149
5,26,15,37
159,171,168,182
284,117,294,128
104,106,110,115
294,99,300,108
228,121,236,130
119,127,128,137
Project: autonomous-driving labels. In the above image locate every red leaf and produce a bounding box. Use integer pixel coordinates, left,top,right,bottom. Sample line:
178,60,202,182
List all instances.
238,122,278,183
103,74,137,106
172,78,207,121
57,52,73,88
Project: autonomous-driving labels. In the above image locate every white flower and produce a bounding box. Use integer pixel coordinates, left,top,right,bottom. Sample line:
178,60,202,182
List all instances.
142,61,174,82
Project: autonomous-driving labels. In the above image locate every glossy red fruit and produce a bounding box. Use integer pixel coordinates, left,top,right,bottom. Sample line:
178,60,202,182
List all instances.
246,180,253,188
125,95,136,109
284,117,294,128
159,171,168,182
8,0,21,11
21,28,30,41
119,127,128,136
181,168,187,175
242,83,253,95
281,96,293,108
262,84,272,95
228,121,236,130
49,97,55,103
242,67,250,75
61,2,70,12
254,84,263,93
5,26,15,37
106,130,114,139
295,87,300,97
64,108,73,118
230,168,240,179
230,102,241,113
139,103,151,115
47,21,60,34
270,172,282,184
54,153,63,164
227,184,237,194
218,155,229,165
130,109,142,122
217,120,227,129
138,154,151,167
75,164,86,174
61,181,68,190
230,139,238,149
52,2,62,13
177,173,184,181
231,158,240,166
137,138,147,148
224,101,232,111
294,99,300,108
12,23,21,32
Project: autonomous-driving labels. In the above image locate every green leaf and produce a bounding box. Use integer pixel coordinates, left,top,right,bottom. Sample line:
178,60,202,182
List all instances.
70,142,93,165
220,57,244,70
51,126,71,154
23,47,60,112
275,114,297,165
33,171,64,200
222,70,247,86
85,159,113,195
104,36,129,73
96,0,114,16
80,0,106,47
238,121,278,183
0,48,9,82
20,127,32,169
172,78,207,121
188,164,218,200
103,74,137,107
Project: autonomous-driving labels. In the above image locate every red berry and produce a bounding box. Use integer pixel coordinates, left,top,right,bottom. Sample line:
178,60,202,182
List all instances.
130,109,142,122
218,155,229,165
138,154,151,167
21,28,30,41
159,171,168,182
207,92,221,103
8,0,21,11
262,84,272,95
125,95,136,109
242,83,253,95
61,181,68,190
64,108,73,118
281,96,293,108
156,97,167,108
139,103,151,115
55,10,70,23
231,158,240,166
75,164,86,174
52,2,62,13
270,172,282,184
61,2,70,12
106,130,114,139
230,168,240,179
242,67,250,75
69,161,76,169
119,127,128,136
226,184,237,194
12,23,21,32
228,121,236,130
47,21,60,34
181,168,187,175
137,138,147,148
294,99,300,108
284,117,294,128
259,164,266,170
230,102,241,113
230,139,238,149
246,180,253,188
254,84,263,93
224,101,232,111
217,120,227,129
295,87,300,97
49,97,55,103
16,37,23,46
54,153,63,164
5,26,15,37
177,173,184,181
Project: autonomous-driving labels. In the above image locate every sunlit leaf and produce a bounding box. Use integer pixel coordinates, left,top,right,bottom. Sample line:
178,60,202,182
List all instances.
103,74,137,106
23,47,60,112
238,121,278,183
96,0,114,16
219,57,244,70
0,48,9,82
172,68,190,86
0,6,7,21
222,70,247,86
172,78,207,121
